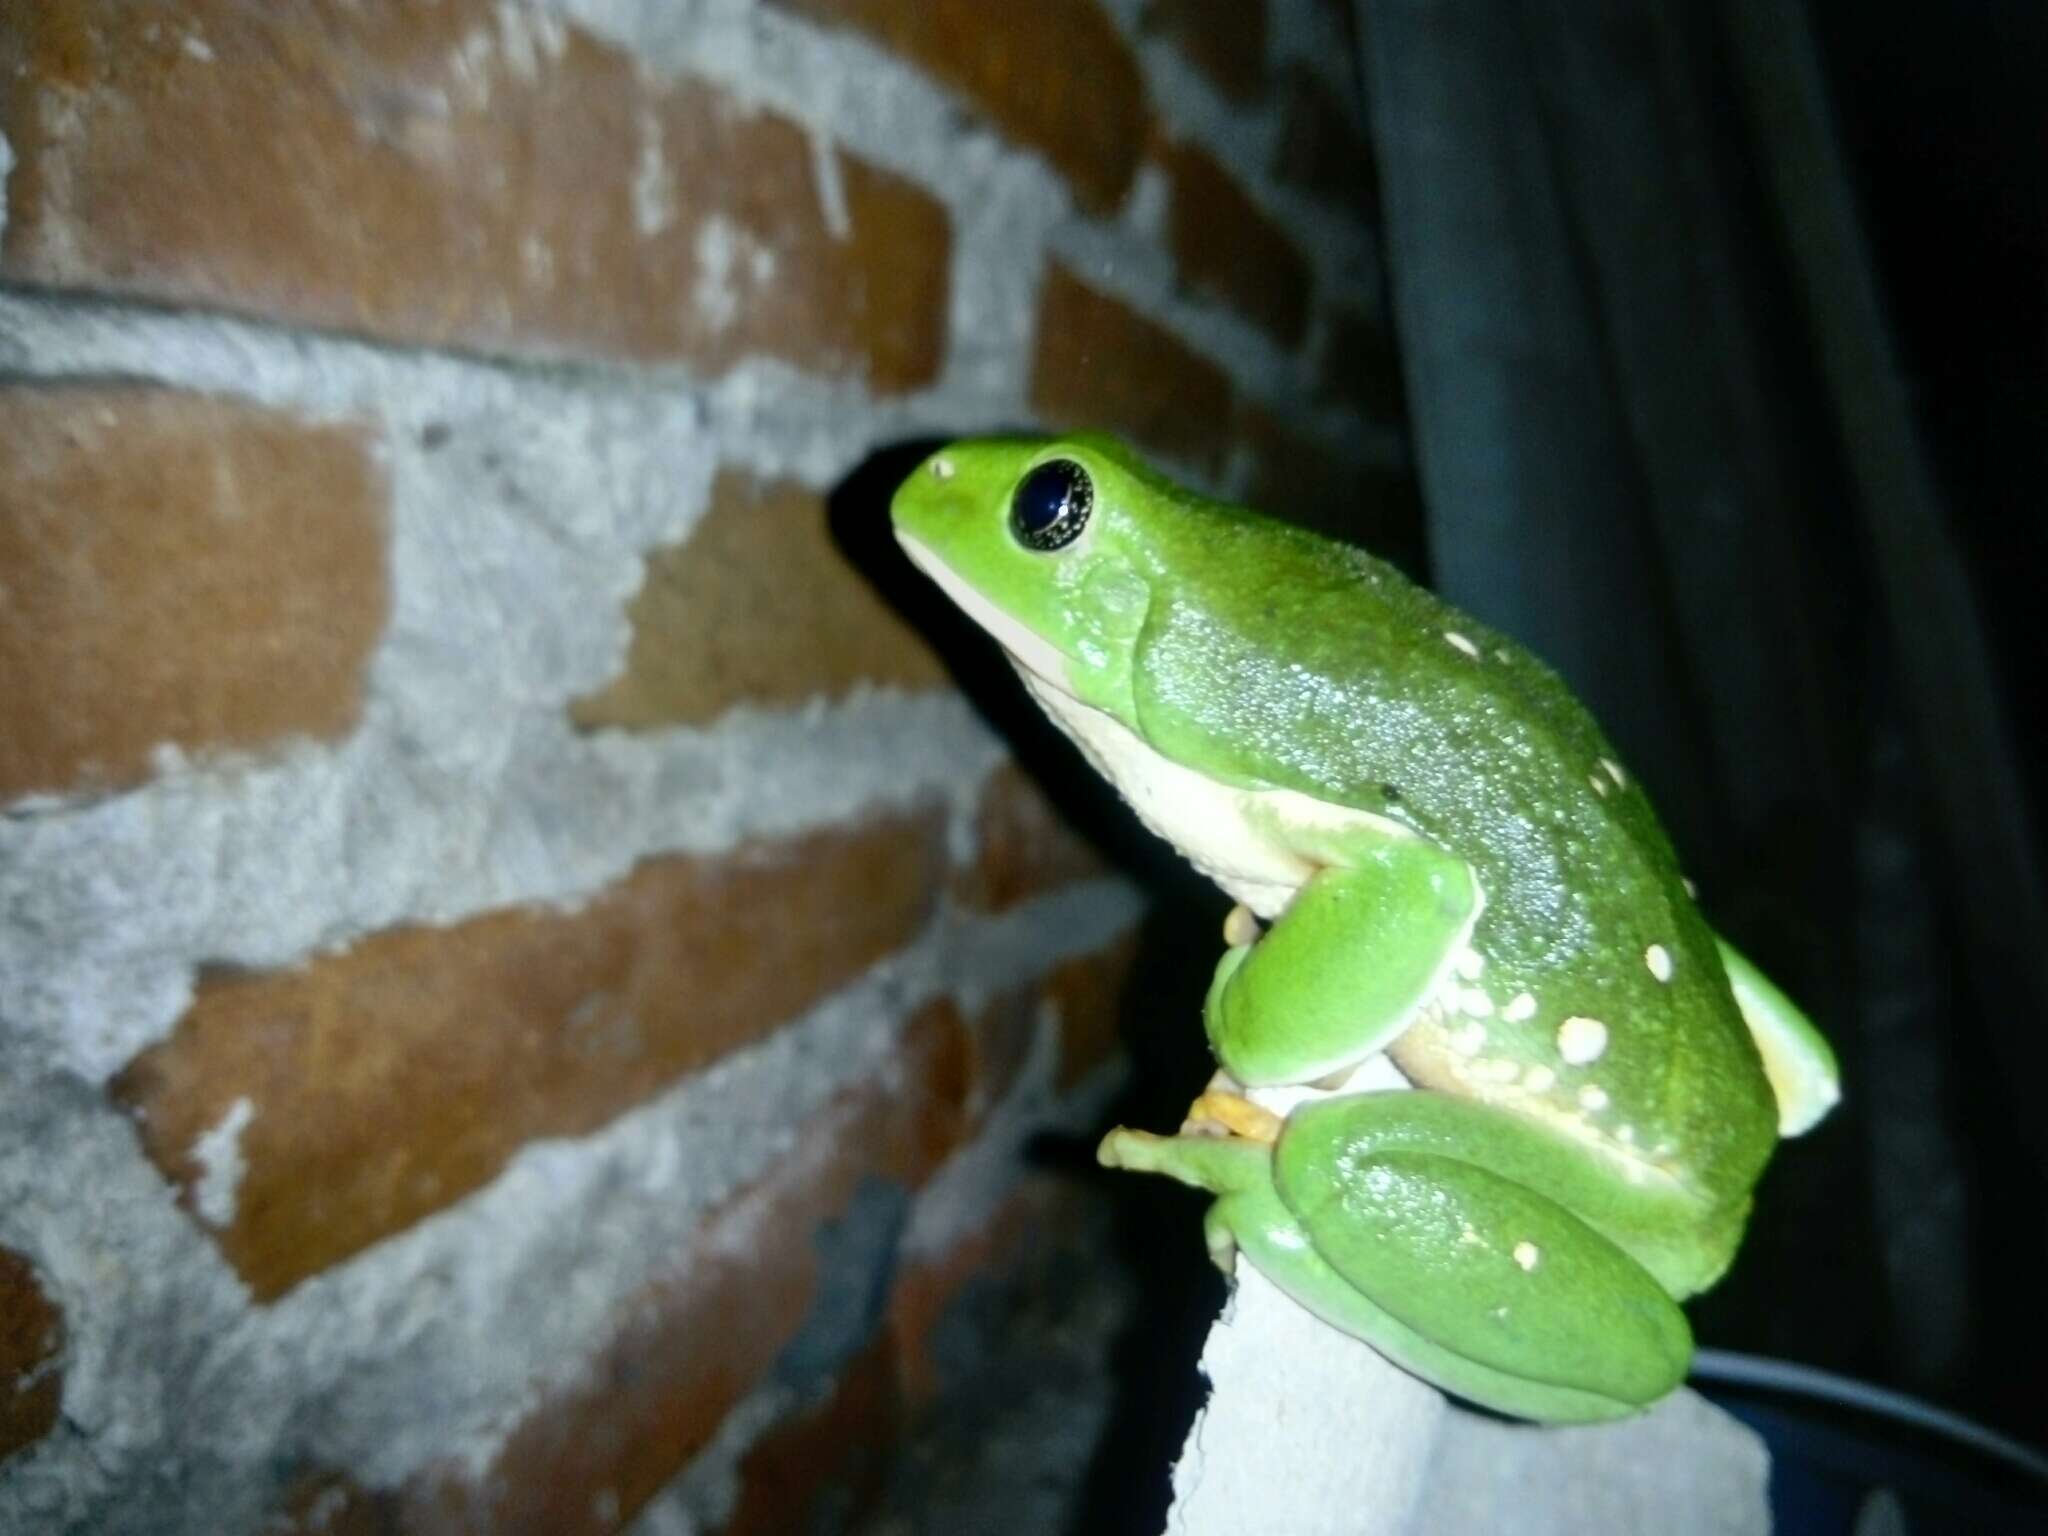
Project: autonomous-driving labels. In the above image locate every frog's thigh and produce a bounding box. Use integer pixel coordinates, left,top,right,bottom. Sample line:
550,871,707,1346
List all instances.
1272,1091,1692,1414
1205,831,1477,1087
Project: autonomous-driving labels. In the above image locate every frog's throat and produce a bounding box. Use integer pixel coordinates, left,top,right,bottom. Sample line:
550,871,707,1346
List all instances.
895,532,1077,694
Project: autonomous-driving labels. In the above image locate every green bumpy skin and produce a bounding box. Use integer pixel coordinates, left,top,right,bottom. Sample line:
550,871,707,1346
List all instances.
890,434,1840,1423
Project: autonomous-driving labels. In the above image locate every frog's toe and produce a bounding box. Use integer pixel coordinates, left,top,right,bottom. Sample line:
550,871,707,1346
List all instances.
1222,903,1263,947
1182,1090,1284,1142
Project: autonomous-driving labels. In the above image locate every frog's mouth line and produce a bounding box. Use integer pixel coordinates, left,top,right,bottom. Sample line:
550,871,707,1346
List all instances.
895,531,1078,697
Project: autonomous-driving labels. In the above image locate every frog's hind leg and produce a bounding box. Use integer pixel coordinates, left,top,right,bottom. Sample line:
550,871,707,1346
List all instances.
1271,1090,1695,1418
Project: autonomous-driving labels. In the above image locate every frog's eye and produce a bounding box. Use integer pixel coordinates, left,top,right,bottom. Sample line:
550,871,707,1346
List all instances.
1010,460,1093,552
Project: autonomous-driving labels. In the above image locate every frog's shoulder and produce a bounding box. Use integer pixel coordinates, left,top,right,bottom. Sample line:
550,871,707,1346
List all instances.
1130,511,1615,807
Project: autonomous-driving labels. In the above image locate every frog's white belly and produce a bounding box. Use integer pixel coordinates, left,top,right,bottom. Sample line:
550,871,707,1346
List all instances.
1015,665,1407,920
893,529,1412,919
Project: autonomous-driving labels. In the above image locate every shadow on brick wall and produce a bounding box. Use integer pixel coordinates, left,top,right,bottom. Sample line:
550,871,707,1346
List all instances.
830,440,1238,1533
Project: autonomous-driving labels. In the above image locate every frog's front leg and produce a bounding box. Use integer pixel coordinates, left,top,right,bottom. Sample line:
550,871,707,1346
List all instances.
1097,1126,1270,1271
1205,812,1480,1087
1272,1090,1694,1420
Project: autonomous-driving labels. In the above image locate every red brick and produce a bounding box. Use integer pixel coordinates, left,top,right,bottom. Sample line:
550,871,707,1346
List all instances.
878,988,1044,1138
902,996,978,1144
950,761,1108,912
962,987,1042,1124
1030,264,1234,478
1236,402,1360,528
769,0,1148,214
0,1247,63,1466
1274,64,1377,208
571,470,949,731
886,1174,1083,1404
266,1472,396,1536
0,2,948,390
0,386,387,804
394,1000,970,1536
1156,138,1314,346
1317,303,1405,425
1043,935,1140,1090
110,810,950,1301
1146,0,1269,103
723,1331,898,1536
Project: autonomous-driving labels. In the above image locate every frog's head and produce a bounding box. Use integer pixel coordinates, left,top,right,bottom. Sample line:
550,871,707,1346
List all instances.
891,434,1184,718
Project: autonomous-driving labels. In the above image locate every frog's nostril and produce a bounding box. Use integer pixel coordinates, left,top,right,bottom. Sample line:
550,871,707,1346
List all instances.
929,455,957,482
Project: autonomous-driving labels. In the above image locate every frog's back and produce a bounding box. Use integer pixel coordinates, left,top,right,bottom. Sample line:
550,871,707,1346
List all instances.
1123,500,1778,1211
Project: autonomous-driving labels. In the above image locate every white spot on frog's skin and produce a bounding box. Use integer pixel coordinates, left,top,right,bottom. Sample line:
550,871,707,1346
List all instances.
1682,877,1699,899
1600,757,1628,788
1502,992,1537,1023
1577,1084,1610,1112
1557,1016,1609,1065
1459,987,1494,1018
1513,1241,1541,1272
1476,1058,1520,1083
1223,904,1261,948
928,456,957,481
1454,947,1485,980
1444,631,1482,659
1522,1064,1556,1093
1459,1222,1484,1247
1617,1125,1636,1144
1449,1022,1488,1057
1589,772,1609,797
1646,944,1674,982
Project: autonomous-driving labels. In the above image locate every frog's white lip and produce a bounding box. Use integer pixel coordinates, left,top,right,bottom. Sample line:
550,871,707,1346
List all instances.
895,531,1077,695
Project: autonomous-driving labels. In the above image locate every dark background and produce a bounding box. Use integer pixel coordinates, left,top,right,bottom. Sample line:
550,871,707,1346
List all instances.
1349,0,2048,1450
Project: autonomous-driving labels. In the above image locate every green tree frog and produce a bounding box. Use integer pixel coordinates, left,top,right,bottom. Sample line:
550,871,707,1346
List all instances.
891,434,1839,1423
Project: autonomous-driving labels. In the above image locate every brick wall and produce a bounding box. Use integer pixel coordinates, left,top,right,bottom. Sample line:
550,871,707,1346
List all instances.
0,2,1406,1531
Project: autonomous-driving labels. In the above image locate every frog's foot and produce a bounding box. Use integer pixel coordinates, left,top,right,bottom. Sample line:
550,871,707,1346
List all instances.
1099,1124,1270,1191
1202,1200,1242,1272
1222,902,1263,948
1178,1069,1244,1137
1182,1090,1283,1143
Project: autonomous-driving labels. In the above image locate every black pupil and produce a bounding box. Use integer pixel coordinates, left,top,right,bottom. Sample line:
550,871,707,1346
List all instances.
1011,460,1091,551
